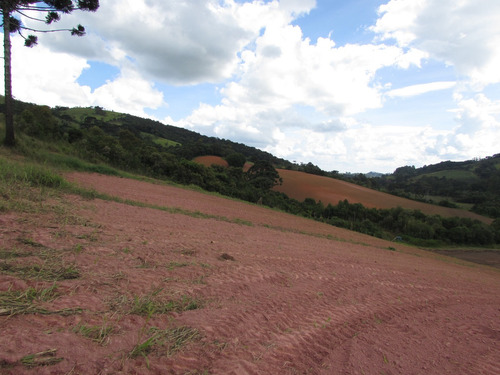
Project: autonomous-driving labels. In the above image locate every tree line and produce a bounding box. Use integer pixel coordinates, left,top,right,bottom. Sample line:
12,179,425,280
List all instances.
5,103,500,247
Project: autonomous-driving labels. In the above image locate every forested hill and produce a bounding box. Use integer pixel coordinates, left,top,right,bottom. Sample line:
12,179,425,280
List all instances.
369,155,500,218
56,106,293,168
1,99,499,246
0,99,291,168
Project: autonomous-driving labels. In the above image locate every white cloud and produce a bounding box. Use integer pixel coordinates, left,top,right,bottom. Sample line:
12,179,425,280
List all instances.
371,0,500,87
1,35,164,119
386,81,456,98
1,36,92,108
448,94,500,157
91,68,166,118
2,0,498,174
41,0,308,85
179,17,425,144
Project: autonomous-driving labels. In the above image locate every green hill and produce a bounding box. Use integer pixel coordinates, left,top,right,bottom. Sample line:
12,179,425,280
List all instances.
1,98,499,247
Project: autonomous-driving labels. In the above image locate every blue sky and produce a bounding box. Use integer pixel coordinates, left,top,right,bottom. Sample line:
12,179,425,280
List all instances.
2,0,500,173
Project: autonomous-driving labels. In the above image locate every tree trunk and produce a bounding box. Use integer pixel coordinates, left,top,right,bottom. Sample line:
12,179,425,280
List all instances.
3,6,15,146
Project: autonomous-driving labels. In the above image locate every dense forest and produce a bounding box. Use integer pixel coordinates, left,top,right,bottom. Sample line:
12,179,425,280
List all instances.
2,100,499,247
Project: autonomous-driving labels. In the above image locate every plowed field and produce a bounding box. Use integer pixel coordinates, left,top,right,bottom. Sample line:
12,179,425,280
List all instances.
275,169,492,223
0,172,498,374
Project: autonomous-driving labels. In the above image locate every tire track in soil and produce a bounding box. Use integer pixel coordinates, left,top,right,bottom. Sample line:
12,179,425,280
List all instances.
46,172,499,375
185,248,453,374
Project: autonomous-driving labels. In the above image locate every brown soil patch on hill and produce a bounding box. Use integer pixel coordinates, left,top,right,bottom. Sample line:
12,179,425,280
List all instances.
0,172,498,374
275,169,492,224
193,156,229,168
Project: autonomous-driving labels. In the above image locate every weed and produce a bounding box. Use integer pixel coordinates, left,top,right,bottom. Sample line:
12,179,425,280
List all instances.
0,260,79,281
20,349,63,368
17,237,45,248
192,275,207,285
212,340,229,352
73,322,114,345
179,249,196,256
121,247,132,254
111,271,127,280
72,243,84,253
0,248,31,259
129,326,200,359
166,261,190,270
0,284,81,316
76,230,99,242
122,289,203,315
231,218,253,226
136,257,155,269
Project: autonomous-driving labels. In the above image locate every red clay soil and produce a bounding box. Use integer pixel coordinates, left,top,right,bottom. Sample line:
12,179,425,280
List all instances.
194,155,252,171
193,156,229,168
0,172,499,375
275,169,493,224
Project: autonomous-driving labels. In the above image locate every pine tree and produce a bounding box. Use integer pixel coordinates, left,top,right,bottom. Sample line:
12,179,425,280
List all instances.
1,0,99,146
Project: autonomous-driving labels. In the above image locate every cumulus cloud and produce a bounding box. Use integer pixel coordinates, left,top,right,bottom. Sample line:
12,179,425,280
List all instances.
1,37,92,108
448,94,500,156
39,0,289,85
2,35,164,118
178,13,425,145
2,0,498,173
91,67,166,118
371,0,500,87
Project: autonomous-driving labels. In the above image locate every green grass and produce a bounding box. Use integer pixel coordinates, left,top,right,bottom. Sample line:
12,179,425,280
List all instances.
39,152,121,176
58,107,123,123
140,132,180,147
0,156,68,188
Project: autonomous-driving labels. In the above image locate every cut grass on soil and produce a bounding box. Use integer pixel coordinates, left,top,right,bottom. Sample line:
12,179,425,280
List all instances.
110,288,203,316
20,349,64,368
73,322,114,345
130,294,202,316
129,326,200,359
0,260,80,281
0,284,82,316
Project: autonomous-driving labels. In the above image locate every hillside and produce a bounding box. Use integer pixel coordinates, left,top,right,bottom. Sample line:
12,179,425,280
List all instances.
1,99,498,246
371,155,500,218
1,166,498,374
275,169,492,224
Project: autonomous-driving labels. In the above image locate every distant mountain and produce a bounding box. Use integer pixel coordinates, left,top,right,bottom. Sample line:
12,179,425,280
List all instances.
365,171,384,178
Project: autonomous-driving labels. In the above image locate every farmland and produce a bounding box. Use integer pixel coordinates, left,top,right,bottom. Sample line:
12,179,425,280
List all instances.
1,168,498,374
274,169,493,224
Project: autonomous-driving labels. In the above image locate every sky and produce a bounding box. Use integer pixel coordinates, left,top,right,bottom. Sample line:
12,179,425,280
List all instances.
2,0,500,173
